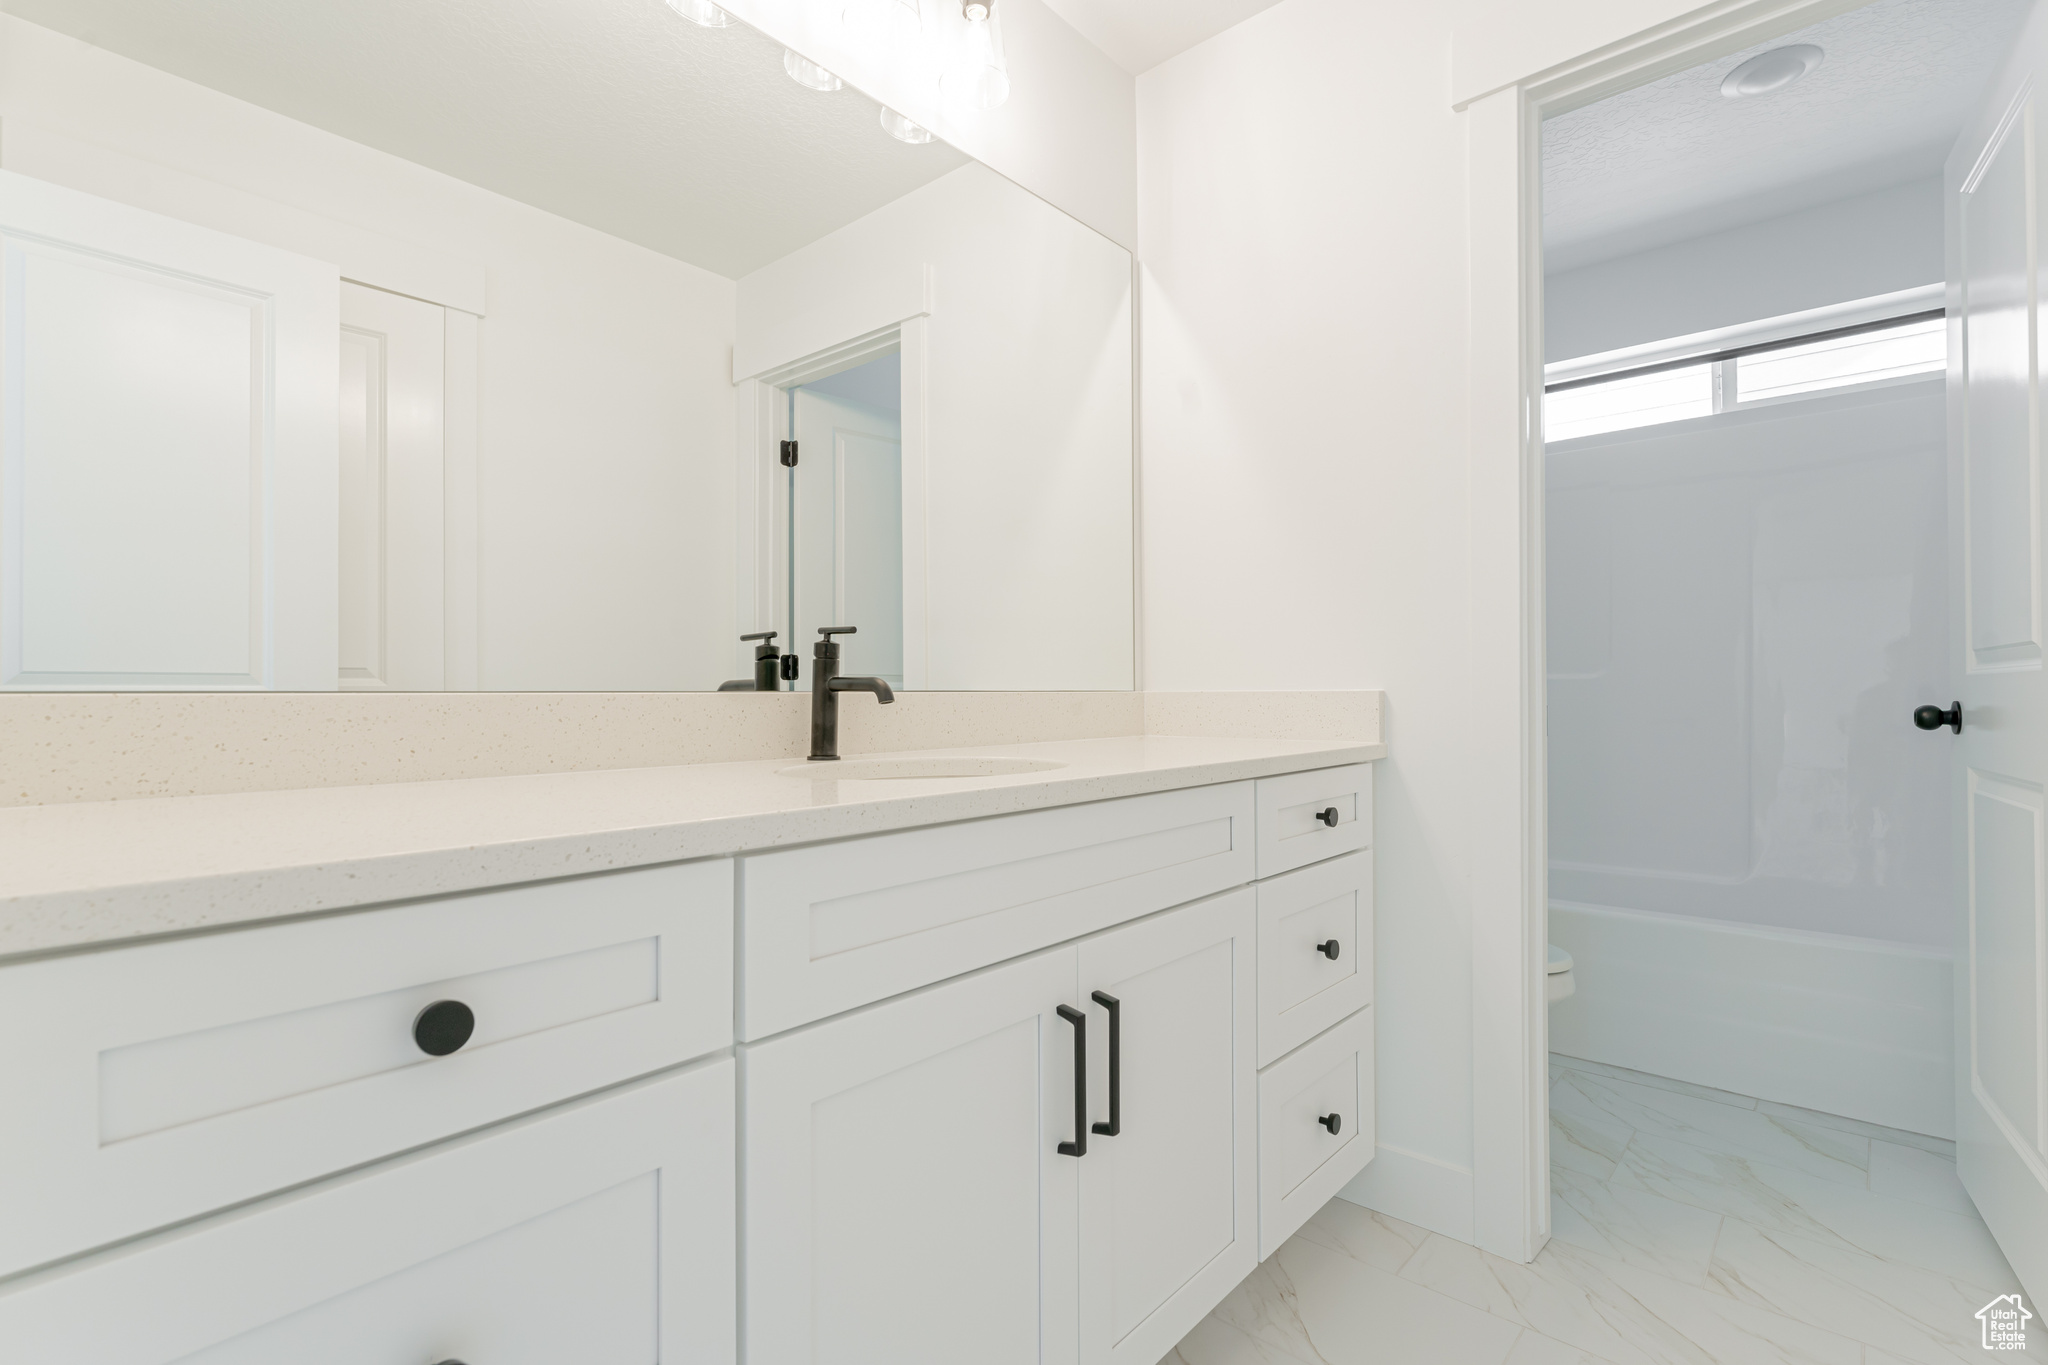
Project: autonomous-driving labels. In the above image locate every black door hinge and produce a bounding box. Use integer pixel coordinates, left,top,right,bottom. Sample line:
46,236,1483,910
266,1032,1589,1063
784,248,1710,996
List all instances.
779,439,799,468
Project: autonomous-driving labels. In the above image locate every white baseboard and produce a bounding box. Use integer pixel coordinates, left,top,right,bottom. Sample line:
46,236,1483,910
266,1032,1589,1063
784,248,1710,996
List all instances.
1333,1143,1474,1243
1549,901,1954,1139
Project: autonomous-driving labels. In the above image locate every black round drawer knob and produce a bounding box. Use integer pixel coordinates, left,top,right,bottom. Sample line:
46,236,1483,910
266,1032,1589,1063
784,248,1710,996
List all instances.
1317,939,1341,960
1315,807,1339,828
1319,1113,1342,1135
413,1000,475,1057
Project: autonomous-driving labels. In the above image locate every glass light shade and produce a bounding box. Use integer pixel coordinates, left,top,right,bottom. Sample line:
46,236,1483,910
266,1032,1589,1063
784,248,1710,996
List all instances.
943,10,1009,110
879,107,933,144
783,49,844,91
667,0,734,27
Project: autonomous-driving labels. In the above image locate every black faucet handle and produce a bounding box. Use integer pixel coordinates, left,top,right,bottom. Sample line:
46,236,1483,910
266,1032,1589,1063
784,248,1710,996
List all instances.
818,626,857,638
741,630,778,643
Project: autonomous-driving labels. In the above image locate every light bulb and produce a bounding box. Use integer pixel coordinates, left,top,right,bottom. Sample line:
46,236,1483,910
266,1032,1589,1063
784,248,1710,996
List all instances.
944,4,1009,110
880,107,933,143
784,49,844,91
667,0,734,26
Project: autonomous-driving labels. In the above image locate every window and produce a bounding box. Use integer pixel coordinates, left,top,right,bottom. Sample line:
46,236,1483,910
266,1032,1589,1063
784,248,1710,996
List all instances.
1543,298,1945,443
1543,364,1714,442
1735,315,1944,401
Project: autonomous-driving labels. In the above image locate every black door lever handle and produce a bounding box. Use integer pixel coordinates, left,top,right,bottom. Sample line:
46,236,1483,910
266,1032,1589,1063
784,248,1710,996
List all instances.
1913,702,1962,734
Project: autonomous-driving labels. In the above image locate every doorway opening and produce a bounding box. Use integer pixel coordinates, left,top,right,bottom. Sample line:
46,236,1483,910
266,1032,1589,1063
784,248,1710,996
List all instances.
781,349,906,691
1535,0,2037,1330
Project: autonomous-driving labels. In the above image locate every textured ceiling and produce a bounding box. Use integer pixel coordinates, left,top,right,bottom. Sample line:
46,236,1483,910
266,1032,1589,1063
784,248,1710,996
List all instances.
1543,0,2031,272
0,0,972,278
1036,0,1285,74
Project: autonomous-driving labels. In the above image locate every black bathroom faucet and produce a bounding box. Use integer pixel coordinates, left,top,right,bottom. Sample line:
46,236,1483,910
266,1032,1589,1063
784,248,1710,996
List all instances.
808,626,894,760
717,631,798,692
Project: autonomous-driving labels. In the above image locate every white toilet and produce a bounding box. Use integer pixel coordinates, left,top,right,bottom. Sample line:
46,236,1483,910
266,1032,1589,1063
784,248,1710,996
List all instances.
1546,944,1575,1003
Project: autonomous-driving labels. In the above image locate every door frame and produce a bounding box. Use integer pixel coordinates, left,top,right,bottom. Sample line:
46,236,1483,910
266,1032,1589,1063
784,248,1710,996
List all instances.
1455,0,1882,1261
734,320,929,690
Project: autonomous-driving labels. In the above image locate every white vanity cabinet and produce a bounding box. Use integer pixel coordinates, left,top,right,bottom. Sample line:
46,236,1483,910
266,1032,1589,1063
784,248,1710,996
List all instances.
0,1060,736,1365
741,942,1082,1365
0,748,1381,1365
741,887,1258,1365
1076,889,1258,1365
0,859,734,1278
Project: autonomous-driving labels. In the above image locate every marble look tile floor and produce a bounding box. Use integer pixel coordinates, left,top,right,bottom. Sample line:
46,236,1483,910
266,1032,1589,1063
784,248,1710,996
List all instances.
1157,1056,2029,1365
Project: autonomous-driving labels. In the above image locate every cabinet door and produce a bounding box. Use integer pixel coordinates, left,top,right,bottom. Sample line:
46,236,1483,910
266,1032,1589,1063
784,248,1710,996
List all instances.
1077,890,1257,1365
743,945,1081,1365
0,1060,734,1365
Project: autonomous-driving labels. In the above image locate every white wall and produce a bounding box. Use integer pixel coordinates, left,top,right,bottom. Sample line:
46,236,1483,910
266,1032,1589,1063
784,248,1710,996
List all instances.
1546,178,1945,361
1548,382,1951,947
739,163,1134,691
1139,0,1481,1238
0,15,740,692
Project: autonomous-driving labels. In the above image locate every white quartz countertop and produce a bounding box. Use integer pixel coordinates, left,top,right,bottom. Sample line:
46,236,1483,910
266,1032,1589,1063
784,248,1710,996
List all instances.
0,733,1382,960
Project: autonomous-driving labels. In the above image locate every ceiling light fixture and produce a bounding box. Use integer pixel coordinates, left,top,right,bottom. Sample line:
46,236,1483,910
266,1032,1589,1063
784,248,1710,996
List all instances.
666,0,734,27
1720,44,1824,99
784,49,844,91
880,108,934,143
944,0,1009,110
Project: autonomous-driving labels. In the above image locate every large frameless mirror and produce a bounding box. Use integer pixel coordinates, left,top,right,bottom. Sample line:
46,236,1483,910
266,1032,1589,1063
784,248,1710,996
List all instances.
0,0,1134,692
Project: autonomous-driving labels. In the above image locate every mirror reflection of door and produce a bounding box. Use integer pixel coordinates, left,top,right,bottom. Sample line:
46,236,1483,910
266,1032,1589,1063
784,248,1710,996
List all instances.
790,351,904,690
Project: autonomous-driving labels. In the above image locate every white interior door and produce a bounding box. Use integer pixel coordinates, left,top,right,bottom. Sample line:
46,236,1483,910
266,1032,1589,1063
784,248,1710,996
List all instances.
742,944,1080,1365
0,170,338,690
1076,890,1256,1365
1949,4,2048,1307
338,281,445,691
792,385,904,688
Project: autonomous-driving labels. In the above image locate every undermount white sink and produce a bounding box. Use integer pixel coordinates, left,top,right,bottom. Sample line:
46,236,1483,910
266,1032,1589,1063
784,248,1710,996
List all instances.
776,756,1070,781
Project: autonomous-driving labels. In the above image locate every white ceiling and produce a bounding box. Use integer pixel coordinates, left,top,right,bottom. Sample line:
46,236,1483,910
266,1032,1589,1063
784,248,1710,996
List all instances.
1543,0,2031,273
1,0,972,278
1036,0,1285,75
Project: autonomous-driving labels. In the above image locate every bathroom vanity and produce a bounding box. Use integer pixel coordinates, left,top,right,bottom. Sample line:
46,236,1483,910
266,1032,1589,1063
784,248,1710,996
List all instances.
0,735,1381,1363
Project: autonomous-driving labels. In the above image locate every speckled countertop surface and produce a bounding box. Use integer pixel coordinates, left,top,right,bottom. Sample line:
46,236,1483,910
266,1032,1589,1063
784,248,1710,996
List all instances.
0,734,1382,960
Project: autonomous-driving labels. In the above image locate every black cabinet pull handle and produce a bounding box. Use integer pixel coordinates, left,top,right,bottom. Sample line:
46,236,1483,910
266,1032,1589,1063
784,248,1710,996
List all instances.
1317,939,1341,960
1315,807,1339,828
413,1000,475,1057
1319,1113,1342,1135
1091,991,1121,1137
1913,702,1962,734
1058,1004,1087,1157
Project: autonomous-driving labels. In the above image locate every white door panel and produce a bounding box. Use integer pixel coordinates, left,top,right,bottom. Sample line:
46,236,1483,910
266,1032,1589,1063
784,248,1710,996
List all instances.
1950,12,2048,1305
742,945,1080,1365
0,170,337,689
338,281,445,690
793,385,903,687
1076,891,1256,1365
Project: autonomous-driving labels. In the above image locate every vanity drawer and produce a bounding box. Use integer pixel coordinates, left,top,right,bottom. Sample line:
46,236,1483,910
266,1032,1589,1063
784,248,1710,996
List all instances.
0,1059,735,1365
0,858,733,1279
1254,763,1372,878
1256,851,1373,1066
739,780,1254,1039
1257,1007,1374,1259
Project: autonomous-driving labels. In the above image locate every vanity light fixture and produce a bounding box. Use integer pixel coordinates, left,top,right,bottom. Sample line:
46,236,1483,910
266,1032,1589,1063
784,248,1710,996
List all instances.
784,48,844,91
666,0,735,26
879,107,934,143
1720,44,1823,98
946,0,1010,110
